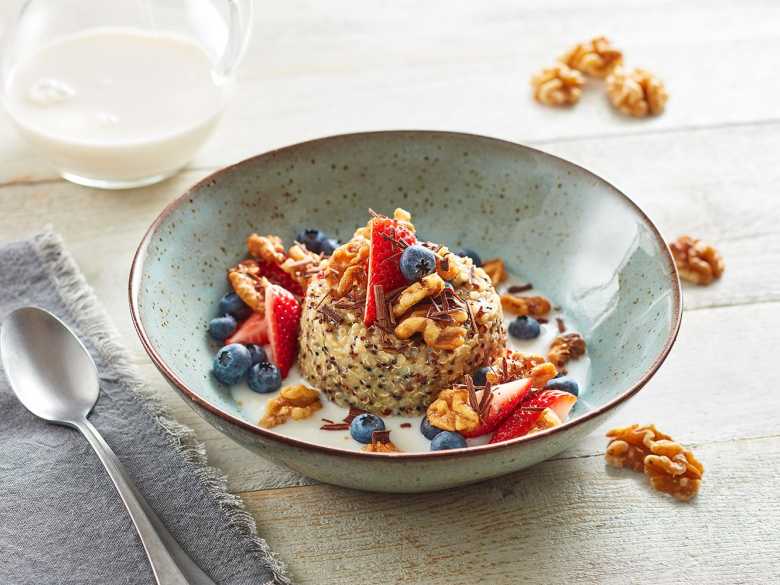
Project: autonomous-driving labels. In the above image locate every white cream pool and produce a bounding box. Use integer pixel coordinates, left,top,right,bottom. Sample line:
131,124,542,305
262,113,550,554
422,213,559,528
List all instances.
231,279,591,453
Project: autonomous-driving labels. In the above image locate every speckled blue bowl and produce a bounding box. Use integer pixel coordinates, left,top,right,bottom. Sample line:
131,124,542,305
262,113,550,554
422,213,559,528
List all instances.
130,131,681,492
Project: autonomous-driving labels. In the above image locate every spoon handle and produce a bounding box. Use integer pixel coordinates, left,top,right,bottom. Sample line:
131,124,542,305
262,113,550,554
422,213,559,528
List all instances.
76,418,218,585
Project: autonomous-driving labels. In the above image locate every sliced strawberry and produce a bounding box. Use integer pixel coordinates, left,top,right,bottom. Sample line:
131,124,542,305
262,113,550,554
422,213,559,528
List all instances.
489,390,577,444
266,283,301,378
461,378,533,438
225,312,268,346
256,260,304,297
363,217,416,326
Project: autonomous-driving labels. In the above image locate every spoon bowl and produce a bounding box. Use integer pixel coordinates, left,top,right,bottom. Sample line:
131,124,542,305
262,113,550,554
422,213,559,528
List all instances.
0,307,98,425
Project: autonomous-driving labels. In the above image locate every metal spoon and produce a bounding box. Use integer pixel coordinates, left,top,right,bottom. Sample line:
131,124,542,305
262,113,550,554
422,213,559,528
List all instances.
0,307,217,585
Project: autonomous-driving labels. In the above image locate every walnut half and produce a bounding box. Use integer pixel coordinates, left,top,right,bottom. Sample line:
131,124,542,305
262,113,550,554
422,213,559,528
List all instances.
547,332,586,367
606,67,668,118
531,63,584,107
260,385,322,428
669,235,724,285
426,388,480,434
644,440,704,501
560,36,623,78
606,424,672,472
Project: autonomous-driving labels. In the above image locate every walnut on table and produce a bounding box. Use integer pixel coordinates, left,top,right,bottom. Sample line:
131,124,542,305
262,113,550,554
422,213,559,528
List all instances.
606,423,672,472
606,424,703,501
531,63,585,107
560,36,623,78
669,235,725,285
606,67,668,117
644,440,704,501
547,332,586,367
260,385,322,428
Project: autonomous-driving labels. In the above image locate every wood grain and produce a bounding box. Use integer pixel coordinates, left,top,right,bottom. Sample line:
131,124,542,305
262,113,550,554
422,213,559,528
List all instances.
242,437,780,585
2,0,780,183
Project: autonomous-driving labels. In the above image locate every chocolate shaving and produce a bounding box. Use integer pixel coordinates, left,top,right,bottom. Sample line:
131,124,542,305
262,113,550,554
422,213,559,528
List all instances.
373,284,393,332
320,423,350,431
507,283,533,294
372,429,392,444
318,304,343,324
400,422,412,428
556,317,566,333
478,383,493,419
343,407,366,424
502,357,509,382
368,208,384,218
465,375,479,411
321,418,336,424
518,406,545,413
537,317,549,324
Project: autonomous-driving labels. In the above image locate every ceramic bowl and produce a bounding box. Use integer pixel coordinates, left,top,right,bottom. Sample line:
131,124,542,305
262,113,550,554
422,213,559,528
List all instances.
129,131,681,493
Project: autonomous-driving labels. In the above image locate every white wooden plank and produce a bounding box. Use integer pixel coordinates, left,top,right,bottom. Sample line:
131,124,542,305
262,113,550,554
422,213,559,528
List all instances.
2,0,780,182
243,437,780,585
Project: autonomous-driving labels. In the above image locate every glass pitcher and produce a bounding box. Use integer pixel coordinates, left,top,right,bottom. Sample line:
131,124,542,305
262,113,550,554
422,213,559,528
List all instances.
0,0,253,189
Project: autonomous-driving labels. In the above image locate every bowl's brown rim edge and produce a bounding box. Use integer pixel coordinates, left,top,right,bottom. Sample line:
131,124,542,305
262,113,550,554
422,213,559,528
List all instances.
128,129,683,462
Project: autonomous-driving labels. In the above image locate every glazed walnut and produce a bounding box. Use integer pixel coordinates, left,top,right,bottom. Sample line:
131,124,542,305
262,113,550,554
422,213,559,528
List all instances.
482,258,507,285
426,388,480,433
394,315,467,350
247,234,286,265
606,67,668,117
392,273,446,317
486,350,558,388
548,332,586,367
363,440,400,453
500,294,552,317
644,440,704,501
605,424,672,472
531,63,584,107
228,261,267,313
260,385,322,428
560,36,623,78
669,235,725,285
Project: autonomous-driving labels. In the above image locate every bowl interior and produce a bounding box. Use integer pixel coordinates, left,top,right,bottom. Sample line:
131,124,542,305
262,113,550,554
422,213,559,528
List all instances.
133,131,679,437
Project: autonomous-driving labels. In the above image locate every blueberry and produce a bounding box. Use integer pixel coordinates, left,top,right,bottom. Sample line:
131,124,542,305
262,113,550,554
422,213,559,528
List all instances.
399,245,437,282
544,376,579,397
430,431,467,451
349,413,385,444
208,315,237,341
218,292,252,321
320,237,340,256
296,229,326,253
508,315,541,340
457,248,482,266
420,416,444,440
212,344,252,385
247,362,282,394
246,344,268,365
471,366,491,386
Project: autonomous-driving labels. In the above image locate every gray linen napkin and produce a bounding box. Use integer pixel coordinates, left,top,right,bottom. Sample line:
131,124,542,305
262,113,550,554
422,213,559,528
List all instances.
0,231,292,585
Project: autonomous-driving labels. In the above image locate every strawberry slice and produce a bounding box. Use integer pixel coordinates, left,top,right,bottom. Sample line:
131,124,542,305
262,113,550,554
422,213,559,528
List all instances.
265,283,301,378
489,390,577,444
363,217,416,326
256,260,304,297
225,312,268,346
461,378,533,438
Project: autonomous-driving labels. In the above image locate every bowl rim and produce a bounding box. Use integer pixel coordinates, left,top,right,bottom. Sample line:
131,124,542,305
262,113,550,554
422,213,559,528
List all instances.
129,130,682,461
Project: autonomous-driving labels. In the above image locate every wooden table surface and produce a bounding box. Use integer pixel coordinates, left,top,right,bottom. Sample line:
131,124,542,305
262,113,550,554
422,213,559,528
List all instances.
2,1,779,583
